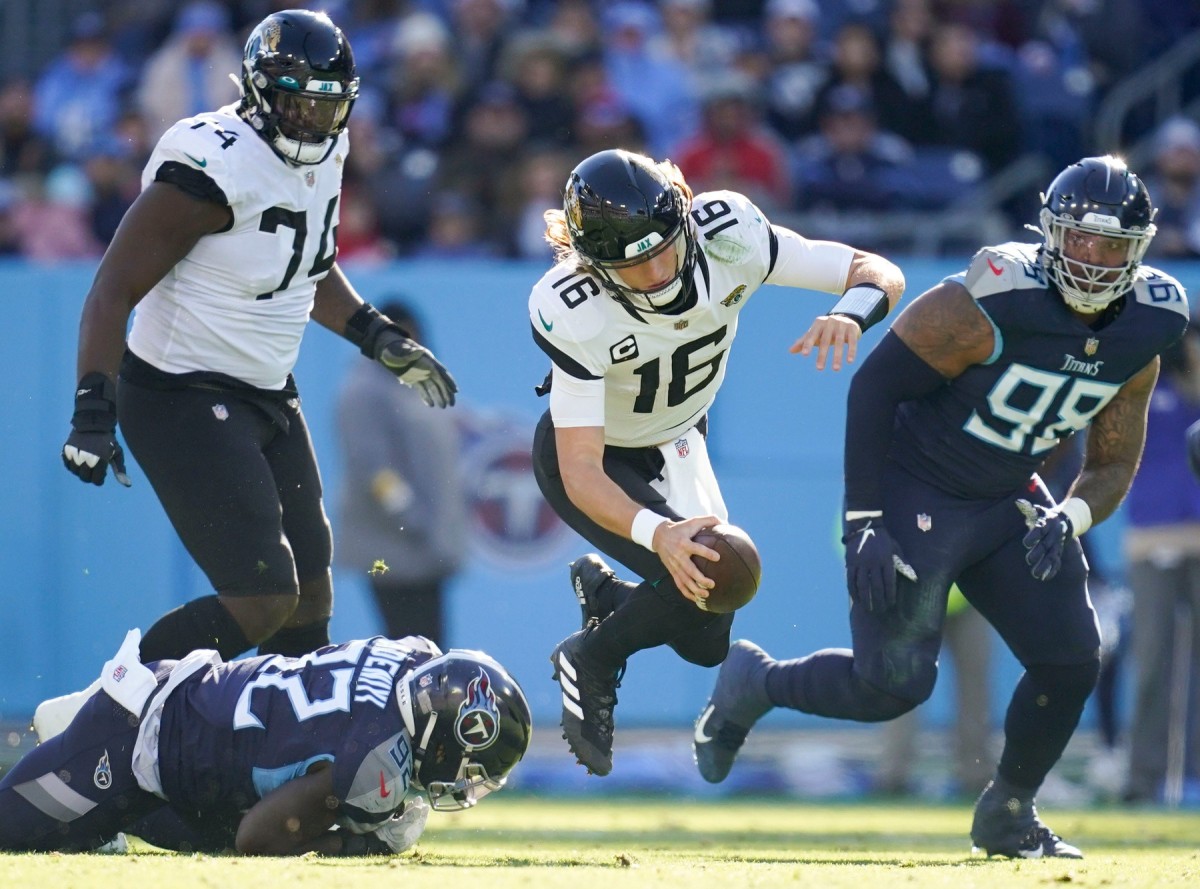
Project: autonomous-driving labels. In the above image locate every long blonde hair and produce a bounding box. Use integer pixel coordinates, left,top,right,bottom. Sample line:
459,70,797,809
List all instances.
543,152,694,265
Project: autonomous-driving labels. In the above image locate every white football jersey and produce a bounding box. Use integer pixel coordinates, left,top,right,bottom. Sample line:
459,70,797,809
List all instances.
127,105,346,390
530,190,851,448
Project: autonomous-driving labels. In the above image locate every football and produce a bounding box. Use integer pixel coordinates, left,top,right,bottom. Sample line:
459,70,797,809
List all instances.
690,523,762,613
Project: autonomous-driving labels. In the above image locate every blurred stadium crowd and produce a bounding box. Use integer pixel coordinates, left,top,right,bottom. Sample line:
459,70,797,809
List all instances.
1,0,1199,262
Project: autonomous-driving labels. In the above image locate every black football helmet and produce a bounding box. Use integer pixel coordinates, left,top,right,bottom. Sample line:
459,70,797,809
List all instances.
396,649,532,811
239,9,359,165
1038,155,1157,313
564,149,696,313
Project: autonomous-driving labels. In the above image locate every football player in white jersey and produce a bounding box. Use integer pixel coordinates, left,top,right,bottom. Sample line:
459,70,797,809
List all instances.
531,149,905,775
49,10,456,737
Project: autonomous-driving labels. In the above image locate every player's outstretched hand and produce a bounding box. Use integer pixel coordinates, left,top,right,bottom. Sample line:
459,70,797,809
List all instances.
653,515,721,605
1015,499,1071,581
843,515,916,612
374,331,458,408
62,373,132,487
789,315,862,371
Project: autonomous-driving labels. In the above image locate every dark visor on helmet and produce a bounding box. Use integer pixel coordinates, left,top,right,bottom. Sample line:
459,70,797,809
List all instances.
273,81,356,140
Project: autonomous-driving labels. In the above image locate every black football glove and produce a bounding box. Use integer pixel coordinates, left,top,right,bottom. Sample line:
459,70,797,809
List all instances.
1015,499,1072,581
360,317,457,409
843,514,917,613
62,372,131,487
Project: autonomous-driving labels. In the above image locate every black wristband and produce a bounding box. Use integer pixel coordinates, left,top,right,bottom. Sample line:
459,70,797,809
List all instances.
345,304,411,358
830,283,889,332
71,372,118,433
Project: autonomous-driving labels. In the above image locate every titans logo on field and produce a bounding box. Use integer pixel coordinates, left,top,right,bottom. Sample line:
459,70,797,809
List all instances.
454,668,500,751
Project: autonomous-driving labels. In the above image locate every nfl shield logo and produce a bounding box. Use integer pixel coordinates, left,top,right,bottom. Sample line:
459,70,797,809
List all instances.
1084,337,1099,356
675,438,690,458
674,319,689,330
305,170,316,187
212,403,229,421
917,513,932,532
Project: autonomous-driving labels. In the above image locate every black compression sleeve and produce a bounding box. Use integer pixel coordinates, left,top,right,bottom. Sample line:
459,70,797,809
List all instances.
843,330,949,511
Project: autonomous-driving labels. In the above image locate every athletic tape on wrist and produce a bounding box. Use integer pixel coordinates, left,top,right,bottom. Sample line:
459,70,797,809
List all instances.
631,508,668,551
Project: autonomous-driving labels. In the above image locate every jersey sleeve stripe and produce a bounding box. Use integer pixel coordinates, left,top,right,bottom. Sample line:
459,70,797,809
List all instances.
154,161,231,215
766,225,779,281
530,324,601,381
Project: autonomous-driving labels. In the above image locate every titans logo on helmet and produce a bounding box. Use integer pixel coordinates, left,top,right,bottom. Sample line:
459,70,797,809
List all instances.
454,669,500,751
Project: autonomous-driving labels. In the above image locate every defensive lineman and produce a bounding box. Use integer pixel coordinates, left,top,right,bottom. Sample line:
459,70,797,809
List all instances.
530,149,905,775
694,155,1188,858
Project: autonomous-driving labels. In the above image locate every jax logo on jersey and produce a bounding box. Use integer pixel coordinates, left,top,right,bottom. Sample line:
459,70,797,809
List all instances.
454,668,500,750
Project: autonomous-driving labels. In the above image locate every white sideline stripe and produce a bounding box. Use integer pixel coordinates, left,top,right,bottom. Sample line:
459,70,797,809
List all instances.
15,772,98,822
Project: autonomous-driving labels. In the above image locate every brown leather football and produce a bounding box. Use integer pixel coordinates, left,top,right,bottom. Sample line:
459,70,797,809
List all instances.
690,523,762,613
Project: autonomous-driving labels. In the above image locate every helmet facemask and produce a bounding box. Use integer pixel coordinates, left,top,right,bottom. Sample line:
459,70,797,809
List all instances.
1039,207,1155,313
590,223,695,314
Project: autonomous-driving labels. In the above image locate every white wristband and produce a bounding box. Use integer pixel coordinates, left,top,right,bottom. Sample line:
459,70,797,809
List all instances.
1057,497,1092,538
631,508,668,551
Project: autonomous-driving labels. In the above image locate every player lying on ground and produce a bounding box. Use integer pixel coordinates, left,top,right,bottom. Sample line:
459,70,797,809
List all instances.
0,631,530,854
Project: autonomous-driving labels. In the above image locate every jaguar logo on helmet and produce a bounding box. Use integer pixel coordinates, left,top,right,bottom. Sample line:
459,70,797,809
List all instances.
454,668,501,750
566,188,584,233
264,20,281,51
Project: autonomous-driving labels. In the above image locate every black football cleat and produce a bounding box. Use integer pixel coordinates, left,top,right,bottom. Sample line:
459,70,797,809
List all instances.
970,778,1083,859
550,627,623,776
693,639,774,783
570,554,619,630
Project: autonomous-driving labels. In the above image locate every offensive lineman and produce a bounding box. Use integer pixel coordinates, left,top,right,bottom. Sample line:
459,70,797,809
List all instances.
694,156,1188,857
48,9,456,736
530,148,905,776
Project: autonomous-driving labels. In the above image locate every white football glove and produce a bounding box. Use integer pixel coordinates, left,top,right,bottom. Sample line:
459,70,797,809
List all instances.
373,794,430,853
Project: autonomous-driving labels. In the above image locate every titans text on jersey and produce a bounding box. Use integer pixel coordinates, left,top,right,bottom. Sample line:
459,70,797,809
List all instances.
893,241,1188,499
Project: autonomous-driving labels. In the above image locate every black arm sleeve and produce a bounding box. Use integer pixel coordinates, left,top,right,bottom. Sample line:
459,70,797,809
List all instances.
843,330,949,511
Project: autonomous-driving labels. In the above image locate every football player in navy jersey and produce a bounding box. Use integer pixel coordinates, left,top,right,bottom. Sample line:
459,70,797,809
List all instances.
693,156,1189,858
529,148,906,776
47,10,456,736
0,631,531,854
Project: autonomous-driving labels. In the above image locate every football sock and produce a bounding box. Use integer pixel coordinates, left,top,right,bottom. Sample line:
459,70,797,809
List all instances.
584,580,716,672
765,649,914,721
997,660,1099,790
257,617,332,658
139,595,253,662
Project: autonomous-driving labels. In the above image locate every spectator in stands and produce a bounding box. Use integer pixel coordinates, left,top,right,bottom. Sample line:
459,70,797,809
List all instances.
82,135,139,247
1123,325,1200,805
759,0,829,141
650,0,741,95
448,0,519,97
674,71,791,212
386,13,461,149
601,2,700,157
505,146,572,260
136,1,241,143
1144,116,1200,260
32,13,132,162
11,164,103,261
335,300,468,643
0,180,19,256
0,80,53,180
501,32,575,147
794,84,911,213
925,22,1020,174
816,20,932,149
416,190,496,259
546,0,603,59
880,0,939,146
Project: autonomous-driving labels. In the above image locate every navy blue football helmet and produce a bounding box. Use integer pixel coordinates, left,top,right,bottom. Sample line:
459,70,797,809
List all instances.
396,649,531,811
1038,155,1157,313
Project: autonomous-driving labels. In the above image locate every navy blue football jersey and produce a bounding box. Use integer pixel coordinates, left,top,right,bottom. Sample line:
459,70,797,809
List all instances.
154,636,436,826
891,242,1189,498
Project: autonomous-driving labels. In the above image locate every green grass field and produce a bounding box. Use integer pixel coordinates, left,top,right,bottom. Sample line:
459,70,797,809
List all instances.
3,797,1198,889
